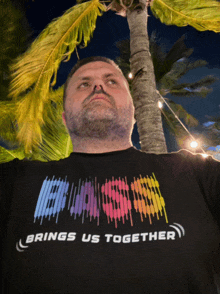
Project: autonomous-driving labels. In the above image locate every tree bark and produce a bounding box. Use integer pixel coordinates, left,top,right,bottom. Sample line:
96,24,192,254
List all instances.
127,0,167,153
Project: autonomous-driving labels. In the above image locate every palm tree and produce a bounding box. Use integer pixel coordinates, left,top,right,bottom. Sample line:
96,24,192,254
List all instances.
202,116,220,154
0,0,33,150
0,0,32,102
114,33,218,149
1,0,220,162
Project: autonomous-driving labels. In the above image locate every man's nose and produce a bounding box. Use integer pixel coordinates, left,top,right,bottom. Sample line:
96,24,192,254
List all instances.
94,84,103,91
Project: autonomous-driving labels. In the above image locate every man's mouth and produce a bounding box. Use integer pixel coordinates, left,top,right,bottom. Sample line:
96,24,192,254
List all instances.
90,96,111,104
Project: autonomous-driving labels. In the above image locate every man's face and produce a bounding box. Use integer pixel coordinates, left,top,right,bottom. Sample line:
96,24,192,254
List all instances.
62,61,135,139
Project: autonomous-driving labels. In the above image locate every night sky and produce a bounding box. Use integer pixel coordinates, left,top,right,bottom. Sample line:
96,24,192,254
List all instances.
16,0,220,152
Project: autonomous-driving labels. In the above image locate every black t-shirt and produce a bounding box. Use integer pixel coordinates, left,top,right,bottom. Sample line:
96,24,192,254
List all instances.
1,147,220,293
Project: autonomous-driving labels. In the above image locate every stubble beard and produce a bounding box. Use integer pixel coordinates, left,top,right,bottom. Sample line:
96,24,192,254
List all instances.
65,103,133,140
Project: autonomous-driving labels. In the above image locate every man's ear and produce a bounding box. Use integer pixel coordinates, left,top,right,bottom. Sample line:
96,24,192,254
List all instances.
62,112,67,127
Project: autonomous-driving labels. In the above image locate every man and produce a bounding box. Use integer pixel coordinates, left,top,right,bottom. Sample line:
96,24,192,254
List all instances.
1,56,220,294
62,56,136,154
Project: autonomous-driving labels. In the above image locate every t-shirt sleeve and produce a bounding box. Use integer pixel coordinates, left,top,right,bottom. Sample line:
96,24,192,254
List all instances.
0,159,19,241
178,150,220,226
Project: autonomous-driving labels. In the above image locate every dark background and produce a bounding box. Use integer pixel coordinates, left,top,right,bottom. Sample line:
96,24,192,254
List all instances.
11,0,220,152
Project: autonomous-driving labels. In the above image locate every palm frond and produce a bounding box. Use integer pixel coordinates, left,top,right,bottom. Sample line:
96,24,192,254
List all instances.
0,145,27,163
168,75,218,98
161,108,185,136
167,100,199,127
161,105,199,150
36,87,73,162
0,101,18,145
188,75,219,89
8,0,106,154
37,123,73,162
159,59,209,90
154,35,193,82
0,86,73,163
151,0,220,33
169,86,213,98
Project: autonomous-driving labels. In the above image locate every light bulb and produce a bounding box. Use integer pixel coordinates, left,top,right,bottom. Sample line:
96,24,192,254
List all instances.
190,141,198,148
158,101,163,109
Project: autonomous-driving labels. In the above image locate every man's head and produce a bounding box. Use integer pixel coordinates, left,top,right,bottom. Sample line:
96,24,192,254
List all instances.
63,56,130,110
62,56,135,144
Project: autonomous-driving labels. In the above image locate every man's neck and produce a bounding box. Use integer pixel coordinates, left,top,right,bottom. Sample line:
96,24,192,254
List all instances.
71,138,133,154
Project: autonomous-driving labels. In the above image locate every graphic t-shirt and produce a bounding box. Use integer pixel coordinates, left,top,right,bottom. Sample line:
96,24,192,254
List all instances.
1,147,220,294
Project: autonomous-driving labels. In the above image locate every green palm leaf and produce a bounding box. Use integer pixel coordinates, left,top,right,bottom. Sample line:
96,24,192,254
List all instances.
8,0,106,154
36,86,73,162
166,99,199,127
0,145,27,163
0,101,18,145
151,0,220,33
0,86,73,163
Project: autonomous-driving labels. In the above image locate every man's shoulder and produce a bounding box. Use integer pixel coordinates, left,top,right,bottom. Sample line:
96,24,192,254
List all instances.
139,148,218,160
0,155,73,166
135,148,195,160
0,156,74,182
136,148,220,168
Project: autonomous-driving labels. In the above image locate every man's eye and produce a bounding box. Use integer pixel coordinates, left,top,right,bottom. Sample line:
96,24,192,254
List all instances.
108,79,117,85
78,82,90,88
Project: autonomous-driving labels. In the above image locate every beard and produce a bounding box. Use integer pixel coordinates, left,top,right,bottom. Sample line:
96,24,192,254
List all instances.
64,101,134,140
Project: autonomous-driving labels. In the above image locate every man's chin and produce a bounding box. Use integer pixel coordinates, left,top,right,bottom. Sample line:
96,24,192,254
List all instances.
84,110,116,122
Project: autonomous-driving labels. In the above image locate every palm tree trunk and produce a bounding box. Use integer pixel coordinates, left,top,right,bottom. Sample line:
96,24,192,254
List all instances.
127,0,167,153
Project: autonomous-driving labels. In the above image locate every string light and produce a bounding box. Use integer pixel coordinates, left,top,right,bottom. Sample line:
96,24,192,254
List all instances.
156,91,207,156
190,141,198,148
128,73,133,79
158,101,163,109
